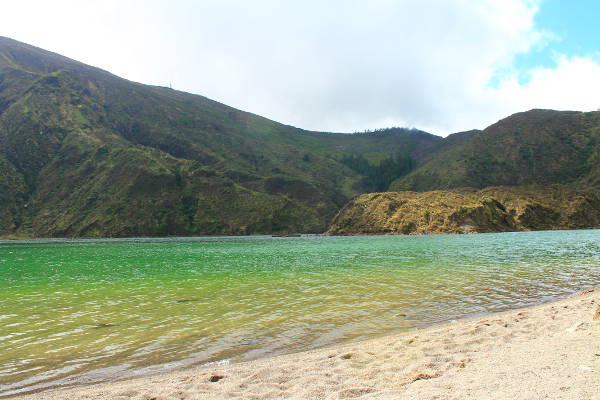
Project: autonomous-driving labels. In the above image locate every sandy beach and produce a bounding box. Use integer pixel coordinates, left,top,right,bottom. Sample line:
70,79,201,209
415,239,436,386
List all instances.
13,290,600,400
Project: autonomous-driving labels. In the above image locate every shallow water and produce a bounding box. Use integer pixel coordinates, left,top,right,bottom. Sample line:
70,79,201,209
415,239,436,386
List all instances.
1,231,599,396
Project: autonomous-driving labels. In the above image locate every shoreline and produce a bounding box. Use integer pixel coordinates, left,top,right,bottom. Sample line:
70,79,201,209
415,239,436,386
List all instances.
11,289,600,400
2,227,600,242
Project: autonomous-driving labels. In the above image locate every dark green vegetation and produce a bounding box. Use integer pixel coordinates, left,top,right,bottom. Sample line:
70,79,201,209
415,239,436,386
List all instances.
327,185,600,235
1,37,600,237
339,140,415,192
0,37,442,237
391,110,600,191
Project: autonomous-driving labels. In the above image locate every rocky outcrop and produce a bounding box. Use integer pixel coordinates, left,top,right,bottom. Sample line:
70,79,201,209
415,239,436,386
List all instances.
327,185,600,235
448,199,516,233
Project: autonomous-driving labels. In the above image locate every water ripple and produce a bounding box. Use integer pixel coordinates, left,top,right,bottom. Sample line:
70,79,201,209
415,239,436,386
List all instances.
1,231,599,396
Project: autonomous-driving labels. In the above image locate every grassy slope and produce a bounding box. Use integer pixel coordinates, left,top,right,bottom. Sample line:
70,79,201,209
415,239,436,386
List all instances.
0,37,442,237
390,110,600,191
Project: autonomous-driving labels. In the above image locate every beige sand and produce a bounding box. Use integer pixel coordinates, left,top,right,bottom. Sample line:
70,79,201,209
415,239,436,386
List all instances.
15,290,600,400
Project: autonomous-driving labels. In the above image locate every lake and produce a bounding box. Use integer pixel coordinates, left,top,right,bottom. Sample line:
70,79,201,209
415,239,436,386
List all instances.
1,230,599,396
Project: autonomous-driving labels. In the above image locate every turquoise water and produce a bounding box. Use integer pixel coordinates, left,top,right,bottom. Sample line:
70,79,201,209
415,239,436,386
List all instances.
1,231,599,396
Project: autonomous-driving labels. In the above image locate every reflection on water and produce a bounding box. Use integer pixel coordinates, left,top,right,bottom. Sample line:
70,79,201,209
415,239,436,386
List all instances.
1,230,599,395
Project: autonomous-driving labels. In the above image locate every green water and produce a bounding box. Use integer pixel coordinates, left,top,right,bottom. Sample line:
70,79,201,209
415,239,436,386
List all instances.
1,231,599,396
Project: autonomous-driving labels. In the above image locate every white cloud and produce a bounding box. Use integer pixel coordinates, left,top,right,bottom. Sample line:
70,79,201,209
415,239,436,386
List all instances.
492,55,600,113
2,0,599,136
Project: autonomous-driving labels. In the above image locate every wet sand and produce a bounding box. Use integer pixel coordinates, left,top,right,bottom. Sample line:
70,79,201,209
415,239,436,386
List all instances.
14,290,600,400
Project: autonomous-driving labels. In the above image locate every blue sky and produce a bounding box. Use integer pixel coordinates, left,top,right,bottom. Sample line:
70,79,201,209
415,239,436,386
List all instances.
1,1,600,136
514,0,600,83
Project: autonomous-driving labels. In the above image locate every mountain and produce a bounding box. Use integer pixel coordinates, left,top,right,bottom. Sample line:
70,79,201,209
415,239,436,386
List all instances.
390,109,600,191
327,185,600,235
0,37,442,238
330,110,600,236
3,38,599,238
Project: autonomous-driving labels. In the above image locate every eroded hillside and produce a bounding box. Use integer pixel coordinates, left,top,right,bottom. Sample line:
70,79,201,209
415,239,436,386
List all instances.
327,185,600,235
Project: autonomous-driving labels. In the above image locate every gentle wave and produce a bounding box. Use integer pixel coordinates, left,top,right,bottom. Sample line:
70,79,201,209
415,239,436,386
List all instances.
1,230,599,396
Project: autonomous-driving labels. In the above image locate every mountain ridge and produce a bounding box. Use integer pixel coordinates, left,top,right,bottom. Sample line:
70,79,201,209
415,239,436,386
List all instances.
1,37,599,238
390,109,600,191
0,37,443,237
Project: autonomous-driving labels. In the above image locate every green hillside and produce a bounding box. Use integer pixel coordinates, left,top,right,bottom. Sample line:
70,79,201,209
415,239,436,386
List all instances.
3,38,599,238
0,37,441,237
391,109,600,191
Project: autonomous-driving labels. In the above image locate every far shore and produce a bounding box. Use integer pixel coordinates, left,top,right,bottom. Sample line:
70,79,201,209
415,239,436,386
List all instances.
13,289,600,400
3,227,599,242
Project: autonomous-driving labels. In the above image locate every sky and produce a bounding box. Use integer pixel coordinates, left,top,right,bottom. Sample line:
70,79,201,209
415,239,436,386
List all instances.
2,0,600,136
